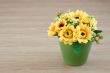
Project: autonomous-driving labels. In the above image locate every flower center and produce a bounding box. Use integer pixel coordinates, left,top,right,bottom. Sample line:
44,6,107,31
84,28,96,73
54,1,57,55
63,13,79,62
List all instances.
74,16,79,19
81,32,85,36
80,31,86,38
64,29,73,38
59,23,64,27
67,31,69,35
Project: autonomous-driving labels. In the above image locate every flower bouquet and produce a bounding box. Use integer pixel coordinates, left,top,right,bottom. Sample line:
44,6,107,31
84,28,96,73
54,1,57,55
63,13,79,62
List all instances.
48,10,103,66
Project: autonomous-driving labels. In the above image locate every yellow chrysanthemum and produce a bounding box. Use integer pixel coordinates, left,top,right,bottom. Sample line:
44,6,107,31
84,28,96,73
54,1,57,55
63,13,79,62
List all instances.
76,24,92,43
48,23,57,36
90,18,97,29
74,10,88,21
81,17,97,30
59,25,76,45
55,19,67,32
63,12,75,20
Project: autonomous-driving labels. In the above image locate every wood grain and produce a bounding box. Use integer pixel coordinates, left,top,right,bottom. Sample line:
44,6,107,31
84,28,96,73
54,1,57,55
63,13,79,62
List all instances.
0,0,110,73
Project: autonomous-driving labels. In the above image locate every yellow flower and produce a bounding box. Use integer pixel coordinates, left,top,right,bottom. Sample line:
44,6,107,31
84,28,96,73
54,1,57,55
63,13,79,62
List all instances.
76,24,92,43
81,17,91,24
81,17,97,30
63,12,75,20
55,19,67,31
74,10,88,21
90,18,97,29
59,25,76,45
48,23,57,36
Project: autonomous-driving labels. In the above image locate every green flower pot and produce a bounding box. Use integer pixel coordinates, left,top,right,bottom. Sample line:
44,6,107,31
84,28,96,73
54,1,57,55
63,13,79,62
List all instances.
59,41,92,66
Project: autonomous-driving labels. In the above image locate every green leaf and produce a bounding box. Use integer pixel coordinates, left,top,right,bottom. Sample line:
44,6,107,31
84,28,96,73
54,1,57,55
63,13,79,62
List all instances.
53,17,59,22
88,16,94,19
96,40,100,44
91,38,95,42
93,30,102,33
92,32,96,37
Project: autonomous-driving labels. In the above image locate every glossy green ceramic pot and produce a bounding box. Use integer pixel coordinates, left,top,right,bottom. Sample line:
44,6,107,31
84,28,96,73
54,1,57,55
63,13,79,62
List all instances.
59,41,92,66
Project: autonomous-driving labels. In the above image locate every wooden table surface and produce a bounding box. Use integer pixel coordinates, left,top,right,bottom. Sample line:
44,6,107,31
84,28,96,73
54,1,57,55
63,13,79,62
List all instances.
0,0,110,73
